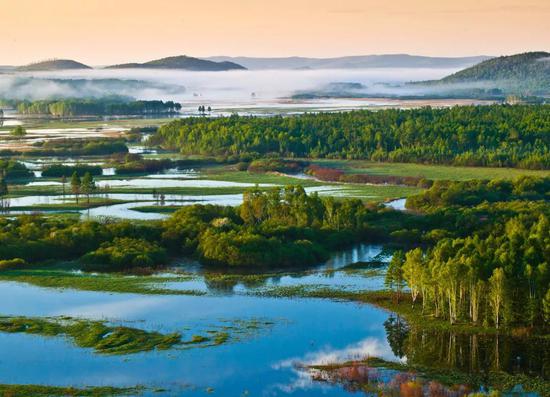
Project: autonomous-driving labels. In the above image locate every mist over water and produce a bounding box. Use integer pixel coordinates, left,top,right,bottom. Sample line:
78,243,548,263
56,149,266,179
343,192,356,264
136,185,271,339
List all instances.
0,67,460,103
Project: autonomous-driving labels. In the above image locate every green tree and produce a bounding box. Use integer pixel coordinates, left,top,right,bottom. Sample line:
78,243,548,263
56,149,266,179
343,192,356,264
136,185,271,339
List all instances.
61,175,67,197
10,125,26,137
489,268,506,328
0,175,8,212
385,250,406,304
81,172,96,206
543,288,550,325
402,248,424,307
70,172,81,204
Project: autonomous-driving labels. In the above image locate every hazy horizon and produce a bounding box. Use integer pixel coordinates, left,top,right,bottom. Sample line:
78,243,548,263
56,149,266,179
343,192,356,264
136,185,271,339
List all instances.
2,53,497,68
2,0,549,65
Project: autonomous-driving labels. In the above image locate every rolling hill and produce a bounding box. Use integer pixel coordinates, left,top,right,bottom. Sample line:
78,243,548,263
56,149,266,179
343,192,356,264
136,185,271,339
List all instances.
17,59,92,72
439,51,550,83
107,55,246,71
206,54,491,70
407,52,550,99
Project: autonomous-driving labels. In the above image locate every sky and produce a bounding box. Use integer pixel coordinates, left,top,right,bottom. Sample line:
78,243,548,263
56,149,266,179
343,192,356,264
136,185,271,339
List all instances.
1,0,549,65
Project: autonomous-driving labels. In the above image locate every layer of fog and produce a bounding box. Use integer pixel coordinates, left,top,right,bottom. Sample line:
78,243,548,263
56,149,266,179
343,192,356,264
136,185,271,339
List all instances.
0,67,463,105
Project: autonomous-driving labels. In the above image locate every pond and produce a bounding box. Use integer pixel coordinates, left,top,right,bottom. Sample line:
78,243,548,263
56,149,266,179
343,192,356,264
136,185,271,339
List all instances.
0,280,396,396
164,243,390,294
0,237,546,395
6,185,341,219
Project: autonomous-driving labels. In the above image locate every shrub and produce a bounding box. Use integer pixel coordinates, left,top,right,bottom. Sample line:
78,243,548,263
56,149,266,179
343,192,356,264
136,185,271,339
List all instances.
81,237,167,272
247,159,307,173
42,164,103,178
0,258,27,270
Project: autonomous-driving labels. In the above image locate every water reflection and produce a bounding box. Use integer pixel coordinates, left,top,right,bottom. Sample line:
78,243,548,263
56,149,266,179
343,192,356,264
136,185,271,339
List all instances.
385,198,407,211
404,327,549,379
0,281,393,396
303,315,548,395
165,244,391,294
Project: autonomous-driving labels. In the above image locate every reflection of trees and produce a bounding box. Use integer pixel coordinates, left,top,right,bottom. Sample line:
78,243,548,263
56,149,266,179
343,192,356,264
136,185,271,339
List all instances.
402,328,549,378
203,277,239,294
384,315,409,358
0,173,9,213
202,273,271,294
311,365,473,397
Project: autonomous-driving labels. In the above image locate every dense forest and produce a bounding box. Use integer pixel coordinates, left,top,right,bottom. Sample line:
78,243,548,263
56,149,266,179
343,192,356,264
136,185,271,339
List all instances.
0,159,33,180
152,105,550,169
31,138,128,156
0,186,383,270
0,175,548,328
41,164,103,178
12,98,181,116
389,177,550,328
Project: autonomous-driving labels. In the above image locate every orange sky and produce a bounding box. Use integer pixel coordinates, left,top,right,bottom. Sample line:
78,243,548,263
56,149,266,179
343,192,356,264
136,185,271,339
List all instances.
1,0,549,65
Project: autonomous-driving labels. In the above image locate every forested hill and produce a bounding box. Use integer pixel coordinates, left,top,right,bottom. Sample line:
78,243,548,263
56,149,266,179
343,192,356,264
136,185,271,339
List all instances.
17,59,92,72
152,105,550,169
440,52,550,83
107,55,246,71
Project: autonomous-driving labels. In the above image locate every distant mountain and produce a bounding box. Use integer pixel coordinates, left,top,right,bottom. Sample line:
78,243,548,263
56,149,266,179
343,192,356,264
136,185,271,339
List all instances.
206,54,492,70
107,55,246,71
439,51,550,83
17,59,92,72
415,52,550,97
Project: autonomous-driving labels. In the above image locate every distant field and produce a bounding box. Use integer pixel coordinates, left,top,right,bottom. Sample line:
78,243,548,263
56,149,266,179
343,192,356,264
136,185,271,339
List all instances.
317,184,422,201
203,169,321,187
311,160,550,180
1,117,173,131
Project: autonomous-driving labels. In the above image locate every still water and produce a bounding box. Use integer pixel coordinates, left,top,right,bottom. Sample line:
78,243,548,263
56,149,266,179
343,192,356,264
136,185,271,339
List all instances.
0,241,546,395
0,281,395,396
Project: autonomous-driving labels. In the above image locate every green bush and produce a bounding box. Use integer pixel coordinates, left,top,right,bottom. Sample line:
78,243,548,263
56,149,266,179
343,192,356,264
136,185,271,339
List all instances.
81,237,167,272
0,258,27,270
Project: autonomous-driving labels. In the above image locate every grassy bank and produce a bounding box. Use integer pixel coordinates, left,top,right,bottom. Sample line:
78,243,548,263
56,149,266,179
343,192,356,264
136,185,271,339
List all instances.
254,285,549,337
311,160,550,181
0,268,204,295
8,198,130,212
0,315,275,355
0,384,144,397
0,316,182,355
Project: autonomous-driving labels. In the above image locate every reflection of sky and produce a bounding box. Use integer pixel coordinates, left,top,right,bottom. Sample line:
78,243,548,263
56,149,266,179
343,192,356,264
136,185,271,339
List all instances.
0,280,393,396
165,243,390,293
274,337,396,368
270,337,398,394
7,184,344,219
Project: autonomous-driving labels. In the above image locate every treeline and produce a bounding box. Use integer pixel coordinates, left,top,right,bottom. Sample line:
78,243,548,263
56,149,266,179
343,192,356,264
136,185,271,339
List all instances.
406,176,549,211
109,154,253,175
41,164,103,178
306,164,430,187
0,138,128,157
15,98,182,116
0,186,387,271
31,138,128,156
389,176,550,328
152,105,550,169
110,154,174,175
0,160,33,180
